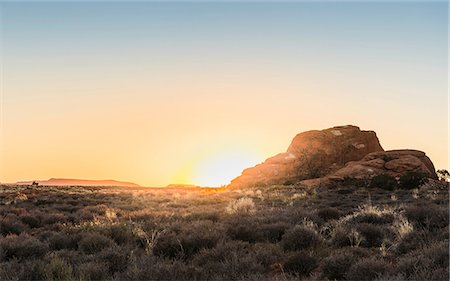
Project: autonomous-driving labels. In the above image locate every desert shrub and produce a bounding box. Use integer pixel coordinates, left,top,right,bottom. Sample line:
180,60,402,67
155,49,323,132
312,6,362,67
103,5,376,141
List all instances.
99,245,130,274
185,211,220,222
103,223,135,245
226,197,256,214
281,225,321,251
369,174,398,191
342,176,368,187
317,207,341,221
283,252,318,276
78,233,115,254
153,222,221,259
321,251,356,280
152,231,180,258
0,258,46,281
0,234,48,261
399,171,428,189
48,233,80,251
180,230,220,258
252,243,284,271
394,230,428,255
346,258,389,281
331,228,353,247
258,222,290,243
356,223,385,247
192,241,266,280
226,218,259,243
226,218,288,244
20,214,41,228
78,261,109,281
119,255,201,281
0,216,28,235
43,256,75,281
350,212,395,225
405,204,448,230
397,241,449,280
42,213,68,225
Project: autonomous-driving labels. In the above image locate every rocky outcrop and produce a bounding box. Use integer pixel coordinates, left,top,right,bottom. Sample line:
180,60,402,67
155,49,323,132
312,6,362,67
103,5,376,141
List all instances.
229,125,384,188
329,150,437,180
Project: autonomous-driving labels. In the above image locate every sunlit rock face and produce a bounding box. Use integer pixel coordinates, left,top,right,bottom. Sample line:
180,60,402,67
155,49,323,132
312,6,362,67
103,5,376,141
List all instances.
330,149,438,180
229,125,384,188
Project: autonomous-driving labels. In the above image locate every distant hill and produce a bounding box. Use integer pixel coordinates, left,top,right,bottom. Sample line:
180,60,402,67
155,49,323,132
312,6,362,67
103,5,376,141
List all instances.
16,178,140,187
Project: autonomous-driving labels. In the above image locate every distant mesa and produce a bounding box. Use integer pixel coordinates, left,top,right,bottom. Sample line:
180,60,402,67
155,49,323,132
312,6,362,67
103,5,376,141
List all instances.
229,125,437,188
17,178,140,187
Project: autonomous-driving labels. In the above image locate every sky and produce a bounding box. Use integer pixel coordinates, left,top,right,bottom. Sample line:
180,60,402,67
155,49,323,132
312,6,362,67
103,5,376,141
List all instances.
0,1,448,187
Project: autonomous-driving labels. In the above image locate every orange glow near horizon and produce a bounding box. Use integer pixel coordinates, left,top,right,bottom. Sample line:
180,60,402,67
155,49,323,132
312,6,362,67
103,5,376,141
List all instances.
189,148,262,187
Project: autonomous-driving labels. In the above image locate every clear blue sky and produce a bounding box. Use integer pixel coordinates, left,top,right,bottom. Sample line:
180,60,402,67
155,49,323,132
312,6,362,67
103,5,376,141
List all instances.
1,1,448,186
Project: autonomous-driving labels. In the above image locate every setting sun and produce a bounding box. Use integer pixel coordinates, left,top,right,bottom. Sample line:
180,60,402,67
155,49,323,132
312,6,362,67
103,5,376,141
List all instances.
191,149,261,187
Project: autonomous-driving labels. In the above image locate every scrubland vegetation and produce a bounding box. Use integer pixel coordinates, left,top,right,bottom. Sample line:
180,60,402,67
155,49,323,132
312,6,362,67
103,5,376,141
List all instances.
0,178,448,281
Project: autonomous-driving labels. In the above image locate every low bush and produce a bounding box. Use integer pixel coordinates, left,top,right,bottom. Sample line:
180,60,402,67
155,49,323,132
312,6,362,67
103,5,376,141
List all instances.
356,223,385,248
342,176,368,187
78,261,109,281
226,197,256,214
0,216,28,235
321,251,356,280
48,232,80,251
369,174,398,191
317,207,341,221
281,225,321,251
20,214,41,228
283,252,318,276
78,233,115,254
193,241,266,280
405,204,448,230
153,222,221,259
0,234,48,261
43,256,75,281
99,245,130,274
399,171,428,189
346,258,390,281
397,241,449,280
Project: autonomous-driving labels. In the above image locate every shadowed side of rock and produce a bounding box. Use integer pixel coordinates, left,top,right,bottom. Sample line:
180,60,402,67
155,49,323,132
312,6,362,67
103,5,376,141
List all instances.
329,149,438,180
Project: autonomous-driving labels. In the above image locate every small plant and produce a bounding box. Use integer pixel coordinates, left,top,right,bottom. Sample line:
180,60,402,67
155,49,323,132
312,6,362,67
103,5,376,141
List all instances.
348,229,362,247
346,258,389,281
356,223,385,248
281,225,321,251
317,207,341,221
226,197,256,215
321,252,355,280
392,216,414,240
0,234,48,260
398,171,428,189
43,256,75,281
342,176,368,187
283,252,318,276
78,233,115,254
369,174,398,191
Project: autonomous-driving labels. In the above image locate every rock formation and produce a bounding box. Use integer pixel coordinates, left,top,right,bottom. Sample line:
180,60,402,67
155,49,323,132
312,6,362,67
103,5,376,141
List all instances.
229,125,438,188
229,125,384,188
329,149,437,180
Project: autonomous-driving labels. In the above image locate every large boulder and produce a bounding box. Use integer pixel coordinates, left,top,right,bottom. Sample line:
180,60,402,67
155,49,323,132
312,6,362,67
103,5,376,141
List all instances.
229,125,384,188
330,149,437,180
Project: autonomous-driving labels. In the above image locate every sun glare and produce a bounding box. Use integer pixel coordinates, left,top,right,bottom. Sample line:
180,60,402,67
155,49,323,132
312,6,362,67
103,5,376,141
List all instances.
191,149,261,187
